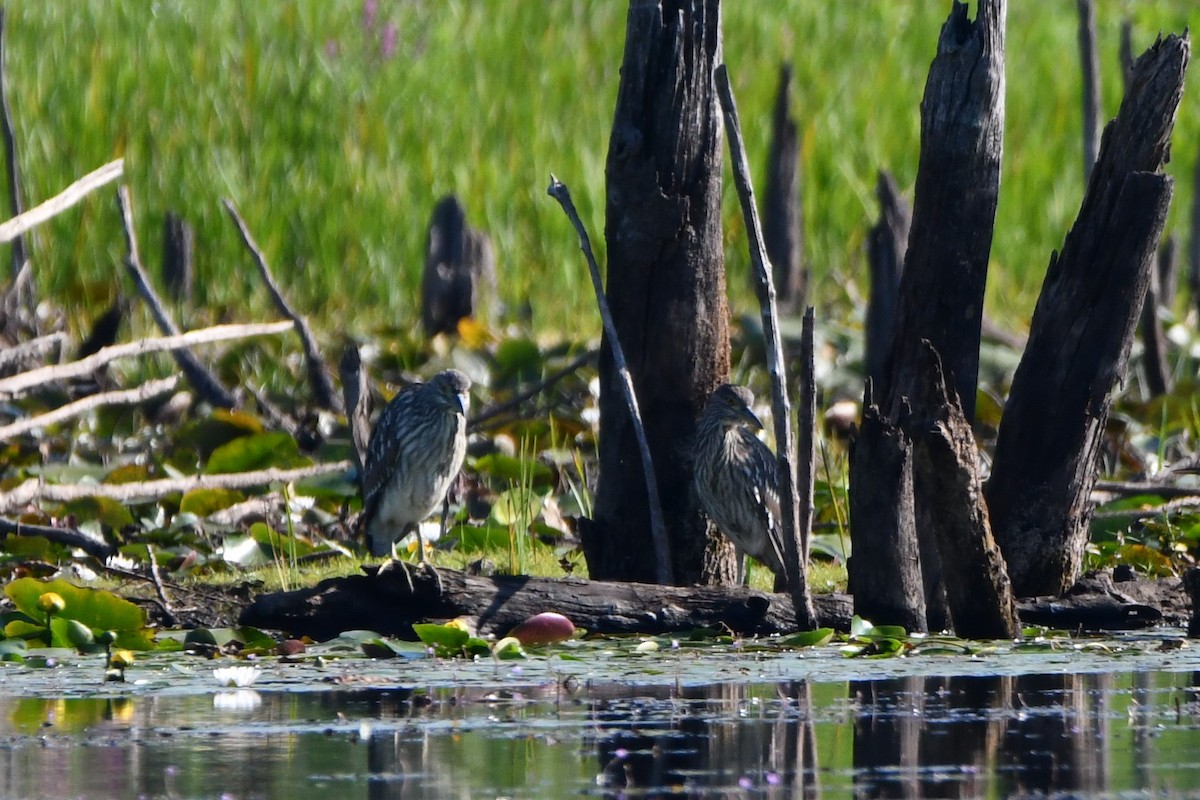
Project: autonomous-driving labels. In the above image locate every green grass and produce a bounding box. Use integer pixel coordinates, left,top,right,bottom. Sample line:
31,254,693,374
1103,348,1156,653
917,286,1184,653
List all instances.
5,1,1196,345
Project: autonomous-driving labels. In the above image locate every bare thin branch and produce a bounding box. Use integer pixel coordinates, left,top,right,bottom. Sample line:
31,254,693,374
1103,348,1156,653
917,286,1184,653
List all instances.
0,516,114,559
547,175,673,585
0,159,124,246
0,375,179,439
470,348,596,431
146,544,179,626
117,184,237,408
223,199,341,411
0,332,66,374
0,461,352,514
715,62,816,629
0,321,293,398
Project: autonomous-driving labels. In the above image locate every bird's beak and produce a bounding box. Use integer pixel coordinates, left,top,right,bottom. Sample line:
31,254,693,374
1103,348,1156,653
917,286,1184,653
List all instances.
739,406,763,431
457,391,470,416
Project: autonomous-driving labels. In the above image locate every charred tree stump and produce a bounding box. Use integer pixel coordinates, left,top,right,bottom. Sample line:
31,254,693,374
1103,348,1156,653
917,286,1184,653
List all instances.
852,0,1005,633
864,170,910,389
763,62,807,315
1191,153,1200,319
162,211,194,305
1077,0,1101,181
880,0,1004,427
986,35,1187,598
1139,238,1174,397
238,564,854,642
588,0,731,585
847,384,926,633
909,342,1018,639
420,195,496,337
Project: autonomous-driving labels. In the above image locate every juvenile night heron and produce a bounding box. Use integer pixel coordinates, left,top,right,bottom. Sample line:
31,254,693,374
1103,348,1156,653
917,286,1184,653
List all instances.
693,384,788,590
361,369,471,583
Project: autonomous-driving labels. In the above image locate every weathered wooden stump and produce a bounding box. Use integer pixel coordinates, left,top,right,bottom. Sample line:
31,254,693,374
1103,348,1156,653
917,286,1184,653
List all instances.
987,34,1187,597
420,195,495,336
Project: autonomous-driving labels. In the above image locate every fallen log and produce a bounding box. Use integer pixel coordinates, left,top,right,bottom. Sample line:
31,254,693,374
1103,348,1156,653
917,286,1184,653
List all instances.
239,563,853,642
237,565,1181,642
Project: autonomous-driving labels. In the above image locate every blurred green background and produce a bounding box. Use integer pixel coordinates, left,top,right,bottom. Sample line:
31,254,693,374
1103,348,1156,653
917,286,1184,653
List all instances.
4,1,1196,343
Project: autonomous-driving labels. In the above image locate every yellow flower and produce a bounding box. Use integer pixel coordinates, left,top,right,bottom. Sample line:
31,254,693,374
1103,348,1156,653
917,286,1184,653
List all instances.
37,592,66,615
109,650,135,669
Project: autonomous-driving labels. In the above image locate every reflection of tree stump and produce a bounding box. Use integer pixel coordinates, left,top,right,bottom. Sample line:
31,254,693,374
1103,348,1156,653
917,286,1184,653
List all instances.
420,195,495,336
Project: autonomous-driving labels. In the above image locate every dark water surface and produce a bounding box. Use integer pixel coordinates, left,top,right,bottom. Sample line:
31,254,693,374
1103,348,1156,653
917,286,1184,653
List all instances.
4,641,1200,798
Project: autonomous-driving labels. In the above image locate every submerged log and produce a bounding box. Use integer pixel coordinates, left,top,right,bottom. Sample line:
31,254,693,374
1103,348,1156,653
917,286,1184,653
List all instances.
239,563,854,642
987,34,1187,597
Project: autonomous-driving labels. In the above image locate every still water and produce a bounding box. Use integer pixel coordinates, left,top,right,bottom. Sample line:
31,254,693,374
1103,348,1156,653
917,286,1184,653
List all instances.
3,642,1200,798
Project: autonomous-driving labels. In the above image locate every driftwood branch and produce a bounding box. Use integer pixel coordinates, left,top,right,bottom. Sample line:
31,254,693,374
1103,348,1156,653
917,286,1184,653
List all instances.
0,375,179,439
0,461,352,514
222,199,340,412
0,321,294,398
0,159,124,247
0,517,114,560
715,62,816,630
547,175,672,585
117,185,237,409
1093,479,1200,500
0,332,66,376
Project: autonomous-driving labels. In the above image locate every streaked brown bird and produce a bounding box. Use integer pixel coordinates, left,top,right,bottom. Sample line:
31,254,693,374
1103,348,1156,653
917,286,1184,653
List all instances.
693,384,788,589
361,369,471,577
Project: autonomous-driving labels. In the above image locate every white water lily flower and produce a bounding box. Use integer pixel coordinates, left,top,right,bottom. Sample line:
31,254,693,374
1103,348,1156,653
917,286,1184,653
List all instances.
212,666,261,688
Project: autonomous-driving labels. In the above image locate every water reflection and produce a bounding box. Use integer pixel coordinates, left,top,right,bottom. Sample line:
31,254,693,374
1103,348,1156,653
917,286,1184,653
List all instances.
2,670,1200,798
